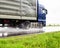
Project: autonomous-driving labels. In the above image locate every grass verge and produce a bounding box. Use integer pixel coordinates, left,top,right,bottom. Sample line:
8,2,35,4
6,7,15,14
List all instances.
0,31,60,48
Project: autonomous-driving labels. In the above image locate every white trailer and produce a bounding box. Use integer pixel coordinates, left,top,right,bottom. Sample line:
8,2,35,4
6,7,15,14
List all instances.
0,0,37,20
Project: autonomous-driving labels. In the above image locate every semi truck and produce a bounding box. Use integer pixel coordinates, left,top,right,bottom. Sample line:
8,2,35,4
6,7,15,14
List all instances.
0,0,47,28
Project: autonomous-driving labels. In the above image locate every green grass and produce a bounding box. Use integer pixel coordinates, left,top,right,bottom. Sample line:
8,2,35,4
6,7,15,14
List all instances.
0,31,60,48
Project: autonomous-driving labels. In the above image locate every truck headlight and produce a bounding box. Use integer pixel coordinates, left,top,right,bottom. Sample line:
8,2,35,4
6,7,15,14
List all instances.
42,10,46,14
42,9,47,14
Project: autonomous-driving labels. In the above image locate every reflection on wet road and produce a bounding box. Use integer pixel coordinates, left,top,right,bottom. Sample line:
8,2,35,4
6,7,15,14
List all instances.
0,26,60,37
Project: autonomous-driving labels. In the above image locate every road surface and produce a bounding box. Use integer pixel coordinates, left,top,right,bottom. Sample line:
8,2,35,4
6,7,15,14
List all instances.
0,27,43,37
0,26,60,37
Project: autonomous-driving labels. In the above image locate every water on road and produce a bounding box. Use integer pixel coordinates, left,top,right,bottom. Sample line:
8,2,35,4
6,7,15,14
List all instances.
0,26,60,33
0,26,60,37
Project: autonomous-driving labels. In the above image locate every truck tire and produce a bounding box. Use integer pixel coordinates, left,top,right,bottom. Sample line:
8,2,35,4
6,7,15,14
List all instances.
24,21,30,29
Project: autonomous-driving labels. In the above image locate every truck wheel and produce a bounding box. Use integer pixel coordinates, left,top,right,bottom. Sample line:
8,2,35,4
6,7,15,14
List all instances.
26,23,31,29
18,21,30,29
24,21,30,29
18,23,25,28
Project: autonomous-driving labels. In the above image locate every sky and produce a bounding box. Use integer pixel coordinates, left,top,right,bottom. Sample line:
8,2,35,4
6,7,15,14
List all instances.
39,0,60,25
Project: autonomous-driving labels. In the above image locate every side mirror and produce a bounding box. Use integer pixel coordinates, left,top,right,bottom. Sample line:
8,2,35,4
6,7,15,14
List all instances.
45,9,47,14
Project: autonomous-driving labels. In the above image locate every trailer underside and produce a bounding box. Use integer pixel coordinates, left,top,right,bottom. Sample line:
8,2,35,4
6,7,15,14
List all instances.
0,19,43,28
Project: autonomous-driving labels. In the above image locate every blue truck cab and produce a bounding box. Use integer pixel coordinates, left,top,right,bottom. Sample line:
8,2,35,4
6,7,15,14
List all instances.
37,2,47,26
